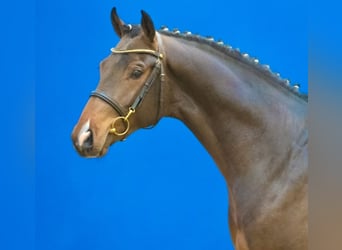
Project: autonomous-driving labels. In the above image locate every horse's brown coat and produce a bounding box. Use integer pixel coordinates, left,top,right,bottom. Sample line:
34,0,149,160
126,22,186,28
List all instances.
71,8,307,249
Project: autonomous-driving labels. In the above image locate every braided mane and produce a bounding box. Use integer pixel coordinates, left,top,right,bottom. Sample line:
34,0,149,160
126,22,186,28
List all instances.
158,27,308,101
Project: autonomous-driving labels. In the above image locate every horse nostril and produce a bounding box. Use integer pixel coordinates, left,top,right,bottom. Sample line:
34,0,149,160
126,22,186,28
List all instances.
78,129,93,150
83,129,93,150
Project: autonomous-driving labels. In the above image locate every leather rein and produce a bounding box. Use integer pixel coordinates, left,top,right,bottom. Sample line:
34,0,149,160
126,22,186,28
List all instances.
90,34,165,137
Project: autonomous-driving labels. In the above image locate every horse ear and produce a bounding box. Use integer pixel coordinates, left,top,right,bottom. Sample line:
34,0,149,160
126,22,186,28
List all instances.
111,7,125,38
141,10,155,42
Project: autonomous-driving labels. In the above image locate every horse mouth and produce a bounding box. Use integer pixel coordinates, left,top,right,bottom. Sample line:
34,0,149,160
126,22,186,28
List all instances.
97,146,109,157
74,145,109,158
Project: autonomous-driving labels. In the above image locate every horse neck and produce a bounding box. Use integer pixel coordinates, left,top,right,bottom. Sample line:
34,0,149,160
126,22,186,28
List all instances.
160,34,307,185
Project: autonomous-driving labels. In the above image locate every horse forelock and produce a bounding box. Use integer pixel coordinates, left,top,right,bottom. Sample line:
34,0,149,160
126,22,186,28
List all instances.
122,24,142,39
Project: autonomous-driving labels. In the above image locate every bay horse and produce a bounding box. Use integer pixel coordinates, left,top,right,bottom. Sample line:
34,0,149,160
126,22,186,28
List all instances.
71,8,308,250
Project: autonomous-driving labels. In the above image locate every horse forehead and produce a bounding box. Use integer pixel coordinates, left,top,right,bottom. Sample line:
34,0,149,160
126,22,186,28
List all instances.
115,34,151,50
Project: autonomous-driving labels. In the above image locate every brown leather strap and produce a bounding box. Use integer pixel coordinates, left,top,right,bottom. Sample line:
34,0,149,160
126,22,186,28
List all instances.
90,91,126,116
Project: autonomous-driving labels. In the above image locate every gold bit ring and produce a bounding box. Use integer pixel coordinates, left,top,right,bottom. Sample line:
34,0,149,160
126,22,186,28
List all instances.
109,108,135,136
109,116,130,136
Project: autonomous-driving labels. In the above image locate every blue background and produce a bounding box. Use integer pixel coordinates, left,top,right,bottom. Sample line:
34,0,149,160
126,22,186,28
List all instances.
1,0,307,250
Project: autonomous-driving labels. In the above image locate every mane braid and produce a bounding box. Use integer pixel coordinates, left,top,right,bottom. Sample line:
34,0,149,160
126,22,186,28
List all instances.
158,28,308,102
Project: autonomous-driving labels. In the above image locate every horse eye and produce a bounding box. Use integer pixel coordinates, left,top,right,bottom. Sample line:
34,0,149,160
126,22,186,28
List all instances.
131,69,143,79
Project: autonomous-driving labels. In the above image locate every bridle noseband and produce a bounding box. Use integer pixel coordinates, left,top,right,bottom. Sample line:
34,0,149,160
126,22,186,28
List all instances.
90,34,165,137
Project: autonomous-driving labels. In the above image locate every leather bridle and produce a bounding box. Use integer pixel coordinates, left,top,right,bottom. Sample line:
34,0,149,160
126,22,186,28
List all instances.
90,33,165,137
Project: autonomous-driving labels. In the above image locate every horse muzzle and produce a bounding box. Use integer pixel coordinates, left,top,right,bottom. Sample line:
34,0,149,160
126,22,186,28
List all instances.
71,119,108,158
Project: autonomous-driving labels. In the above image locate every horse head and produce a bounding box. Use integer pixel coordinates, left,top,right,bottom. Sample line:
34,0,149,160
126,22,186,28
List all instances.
71,8,164,157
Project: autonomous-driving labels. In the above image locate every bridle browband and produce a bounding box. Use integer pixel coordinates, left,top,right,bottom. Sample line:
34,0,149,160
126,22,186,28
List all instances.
90,33,165,137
